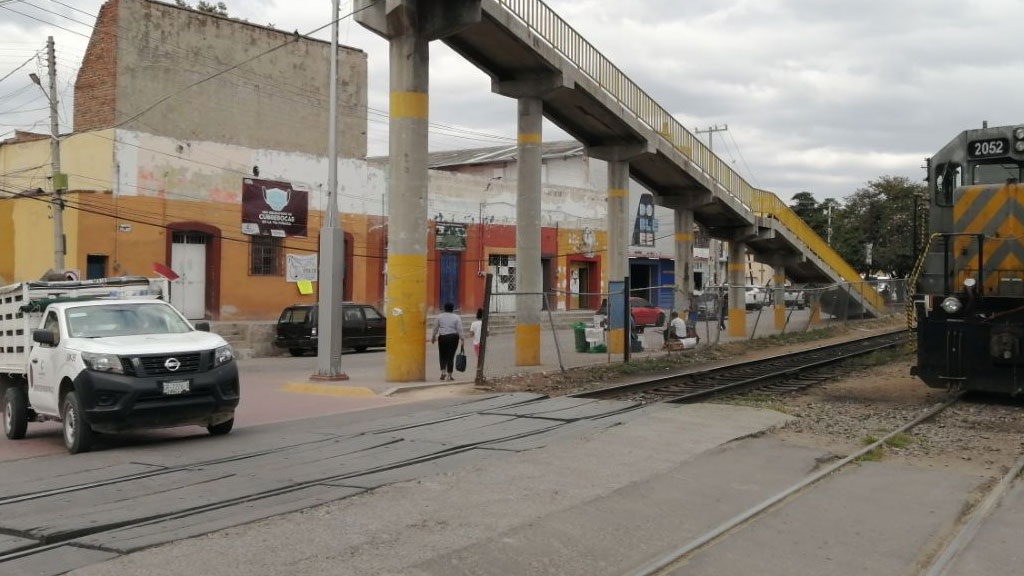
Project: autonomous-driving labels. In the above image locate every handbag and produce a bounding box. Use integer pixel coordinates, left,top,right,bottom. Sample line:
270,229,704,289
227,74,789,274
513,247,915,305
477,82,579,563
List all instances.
454,344,467,372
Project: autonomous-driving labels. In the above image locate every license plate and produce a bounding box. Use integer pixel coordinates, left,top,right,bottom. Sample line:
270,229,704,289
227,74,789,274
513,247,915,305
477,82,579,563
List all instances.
162,380,190,395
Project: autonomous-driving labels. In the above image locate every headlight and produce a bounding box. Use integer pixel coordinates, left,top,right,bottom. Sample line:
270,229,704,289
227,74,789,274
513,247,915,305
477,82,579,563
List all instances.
1015,141,1024,153
82,352,124,374
311,326,317,337
1014,127,1024,140
214,345,234,367
941,296,962,314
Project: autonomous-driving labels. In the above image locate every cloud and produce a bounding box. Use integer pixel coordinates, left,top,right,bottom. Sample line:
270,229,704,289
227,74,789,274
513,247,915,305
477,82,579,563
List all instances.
3,0,1022,201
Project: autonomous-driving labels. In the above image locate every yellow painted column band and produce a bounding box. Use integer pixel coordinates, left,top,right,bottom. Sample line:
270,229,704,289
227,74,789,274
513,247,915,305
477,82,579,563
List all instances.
674,233,693,242
386,253,426,382
728,308,746,337
810,300,821,324
775,305,785,330
608,328,625,354
608,188,629,198
518,132,542,144
515,324,541,366
390,91,428,119
774,274,785,284
728,263,746,272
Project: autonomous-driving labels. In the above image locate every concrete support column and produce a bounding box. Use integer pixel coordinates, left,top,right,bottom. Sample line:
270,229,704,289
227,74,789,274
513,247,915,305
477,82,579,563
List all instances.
810,292,822,324
515,97,542,366
727,241,746,338
607,160,630,353
673,208,694,314
773,264,786,330
385,32,429,382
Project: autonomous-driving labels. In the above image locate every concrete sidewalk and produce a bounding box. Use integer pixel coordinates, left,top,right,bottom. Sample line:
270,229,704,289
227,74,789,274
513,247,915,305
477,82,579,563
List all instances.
68,402,796,576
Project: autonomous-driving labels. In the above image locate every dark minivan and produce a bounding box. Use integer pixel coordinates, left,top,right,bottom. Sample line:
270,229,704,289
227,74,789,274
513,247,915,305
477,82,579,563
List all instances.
275,303,387,356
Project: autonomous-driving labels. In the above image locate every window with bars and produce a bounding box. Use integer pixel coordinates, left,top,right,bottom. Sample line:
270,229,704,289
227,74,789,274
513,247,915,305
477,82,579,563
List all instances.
250,236,281,276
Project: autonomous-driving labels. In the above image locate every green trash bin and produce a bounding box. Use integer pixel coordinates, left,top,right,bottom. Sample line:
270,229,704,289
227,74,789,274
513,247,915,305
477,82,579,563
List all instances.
572,322,589,352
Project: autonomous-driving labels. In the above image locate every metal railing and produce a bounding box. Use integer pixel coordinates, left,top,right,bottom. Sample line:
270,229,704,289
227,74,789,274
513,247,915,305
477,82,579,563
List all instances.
495,0,883,312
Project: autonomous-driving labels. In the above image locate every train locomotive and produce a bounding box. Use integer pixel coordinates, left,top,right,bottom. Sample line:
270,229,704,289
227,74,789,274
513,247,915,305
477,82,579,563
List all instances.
913,123,1024,394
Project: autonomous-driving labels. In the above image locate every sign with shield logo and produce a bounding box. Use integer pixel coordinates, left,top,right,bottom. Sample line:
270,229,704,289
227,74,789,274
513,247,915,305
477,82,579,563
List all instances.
242,178,308,237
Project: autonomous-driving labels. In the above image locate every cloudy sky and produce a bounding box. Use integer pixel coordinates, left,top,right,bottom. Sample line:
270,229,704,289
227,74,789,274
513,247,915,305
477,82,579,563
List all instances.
1,0,1022,201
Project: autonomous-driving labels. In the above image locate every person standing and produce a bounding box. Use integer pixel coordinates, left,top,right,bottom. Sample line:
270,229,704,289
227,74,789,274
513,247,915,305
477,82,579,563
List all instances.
431,302,465,381
718,291,728,331
470,308,483,357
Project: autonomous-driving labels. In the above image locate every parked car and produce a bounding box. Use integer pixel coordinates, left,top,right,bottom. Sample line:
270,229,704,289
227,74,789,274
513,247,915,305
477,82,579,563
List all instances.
596,297,666,329
784,289,806,309
275,303,387,356
744,286,769,310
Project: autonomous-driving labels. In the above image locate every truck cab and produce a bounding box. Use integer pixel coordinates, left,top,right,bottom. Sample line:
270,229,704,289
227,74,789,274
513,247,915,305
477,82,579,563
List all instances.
2,278,239,453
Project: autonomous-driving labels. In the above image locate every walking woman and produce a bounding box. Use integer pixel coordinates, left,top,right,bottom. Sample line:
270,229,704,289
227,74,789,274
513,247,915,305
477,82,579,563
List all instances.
431,302,465,381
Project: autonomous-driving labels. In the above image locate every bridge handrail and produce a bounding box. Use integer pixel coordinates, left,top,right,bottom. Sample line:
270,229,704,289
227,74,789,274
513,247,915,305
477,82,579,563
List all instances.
496,0,879,308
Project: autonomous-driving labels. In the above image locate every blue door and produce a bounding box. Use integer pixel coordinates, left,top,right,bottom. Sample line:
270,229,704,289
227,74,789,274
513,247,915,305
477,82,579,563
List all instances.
440,252,460,309
659,260,675,309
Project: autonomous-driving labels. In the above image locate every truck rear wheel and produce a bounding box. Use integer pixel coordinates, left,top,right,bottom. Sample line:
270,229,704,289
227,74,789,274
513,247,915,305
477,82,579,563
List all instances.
3,387,28,440
62,391,94,454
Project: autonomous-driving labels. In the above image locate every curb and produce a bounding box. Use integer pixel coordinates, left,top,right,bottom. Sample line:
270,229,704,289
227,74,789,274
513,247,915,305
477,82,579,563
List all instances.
382,381,476,397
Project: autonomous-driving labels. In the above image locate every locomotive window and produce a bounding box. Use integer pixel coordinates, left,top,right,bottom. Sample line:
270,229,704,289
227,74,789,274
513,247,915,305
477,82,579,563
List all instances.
935,163,960,206
972,162,1021,185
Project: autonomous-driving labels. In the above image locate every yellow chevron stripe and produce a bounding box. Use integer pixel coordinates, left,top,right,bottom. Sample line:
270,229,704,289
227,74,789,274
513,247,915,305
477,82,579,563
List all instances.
962,191,1006,236
953,185,984,224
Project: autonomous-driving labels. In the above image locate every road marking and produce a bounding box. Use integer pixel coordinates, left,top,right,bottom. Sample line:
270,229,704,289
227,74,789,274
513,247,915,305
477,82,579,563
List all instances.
281,383,377,398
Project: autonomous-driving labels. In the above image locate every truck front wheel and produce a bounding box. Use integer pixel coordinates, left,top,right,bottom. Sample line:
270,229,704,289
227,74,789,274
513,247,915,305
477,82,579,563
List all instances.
207,417,234,436
62,391,94,454
3,387,28,440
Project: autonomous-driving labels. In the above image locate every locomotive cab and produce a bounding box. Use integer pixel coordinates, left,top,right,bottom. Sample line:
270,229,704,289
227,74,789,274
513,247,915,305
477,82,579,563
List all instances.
914,124,1024,394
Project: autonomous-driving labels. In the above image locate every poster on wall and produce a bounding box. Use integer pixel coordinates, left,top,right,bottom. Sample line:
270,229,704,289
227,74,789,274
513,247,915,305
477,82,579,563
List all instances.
435,222,467,251
241,178,308,237
285,253,318,283
632,192,657,247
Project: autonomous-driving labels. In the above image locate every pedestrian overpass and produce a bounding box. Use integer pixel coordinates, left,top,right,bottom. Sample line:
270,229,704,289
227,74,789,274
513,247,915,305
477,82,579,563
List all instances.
357,0,883,381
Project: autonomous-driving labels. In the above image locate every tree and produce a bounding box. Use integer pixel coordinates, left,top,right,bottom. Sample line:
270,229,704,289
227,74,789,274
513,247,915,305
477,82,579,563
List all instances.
789,191,829,241
174,1,228,16
829,176,926,278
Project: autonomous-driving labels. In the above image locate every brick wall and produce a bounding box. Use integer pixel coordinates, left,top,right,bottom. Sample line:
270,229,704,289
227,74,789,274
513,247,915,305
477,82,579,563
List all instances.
73,0,118,132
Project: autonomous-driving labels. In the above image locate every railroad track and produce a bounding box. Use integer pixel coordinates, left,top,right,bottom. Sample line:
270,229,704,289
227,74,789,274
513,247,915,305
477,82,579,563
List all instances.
574,330,906,403
619,393,1024,576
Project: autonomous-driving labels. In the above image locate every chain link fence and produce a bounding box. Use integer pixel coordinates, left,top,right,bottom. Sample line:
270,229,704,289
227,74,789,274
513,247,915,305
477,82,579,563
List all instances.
467,279,907,384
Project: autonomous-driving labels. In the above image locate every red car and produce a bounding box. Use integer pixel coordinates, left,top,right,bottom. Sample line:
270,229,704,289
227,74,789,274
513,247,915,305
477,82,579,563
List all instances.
629,296,665,328
597,297,666,329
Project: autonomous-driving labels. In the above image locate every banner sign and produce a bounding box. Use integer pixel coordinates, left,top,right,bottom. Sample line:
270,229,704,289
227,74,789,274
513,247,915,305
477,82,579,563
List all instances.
242,178,308,237
435,222,467,251
286,253,318,282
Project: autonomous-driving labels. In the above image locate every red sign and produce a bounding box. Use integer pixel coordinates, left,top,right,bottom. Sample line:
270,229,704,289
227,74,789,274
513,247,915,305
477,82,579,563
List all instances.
241,178,308,237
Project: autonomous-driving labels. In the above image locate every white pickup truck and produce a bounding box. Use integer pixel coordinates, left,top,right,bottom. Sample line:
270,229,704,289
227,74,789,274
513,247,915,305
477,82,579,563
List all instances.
1,277,239,453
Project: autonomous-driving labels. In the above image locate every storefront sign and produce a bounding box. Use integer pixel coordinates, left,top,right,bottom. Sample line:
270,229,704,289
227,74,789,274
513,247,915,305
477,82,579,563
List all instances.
286,253,318,282
435,222,467,251
242,178,308,237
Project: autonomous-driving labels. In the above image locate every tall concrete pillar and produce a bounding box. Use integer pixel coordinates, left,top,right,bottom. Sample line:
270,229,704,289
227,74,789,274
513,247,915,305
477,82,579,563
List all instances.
607,160,629,353
515,97,542,366
673,208,694,314
385,32,429,382
727,241,746,338
773,264,786,330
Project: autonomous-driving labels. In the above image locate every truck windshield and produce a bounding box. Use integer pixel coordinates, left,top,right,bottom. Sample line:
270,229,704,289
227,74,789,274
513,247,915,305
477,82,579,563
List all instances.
65,303,192,338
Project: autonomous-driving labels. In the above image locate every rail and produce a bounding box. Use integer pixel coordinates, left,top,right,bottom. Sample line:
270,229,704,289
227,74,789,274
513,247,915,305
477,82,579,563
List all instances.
495,0,883,311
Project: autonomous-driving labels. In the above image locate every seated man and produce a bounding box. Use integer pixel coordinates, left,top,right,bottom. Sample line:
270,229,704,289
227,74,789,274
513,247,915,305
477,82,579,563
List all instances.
667,311,699,349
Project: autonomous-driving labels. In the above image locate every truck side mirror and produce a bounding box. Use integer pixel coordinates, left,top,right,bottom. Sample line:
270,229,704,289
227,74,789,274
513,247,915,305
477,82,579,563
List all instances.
194,321,211,332
32,329,56,346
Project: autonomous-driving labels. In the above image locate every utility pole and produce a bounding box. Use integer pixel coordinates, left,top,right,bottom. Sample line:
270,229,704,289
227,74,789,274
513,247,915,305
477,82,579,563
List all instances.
312,0,348,381
697,124,728,287
695,124,728,153
32,37,64,273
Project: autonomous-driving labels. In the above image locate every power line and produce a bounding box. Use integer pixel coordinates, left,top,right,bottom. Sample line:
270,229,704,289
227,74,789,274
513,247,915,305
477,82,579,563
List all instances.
0,52,39,86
